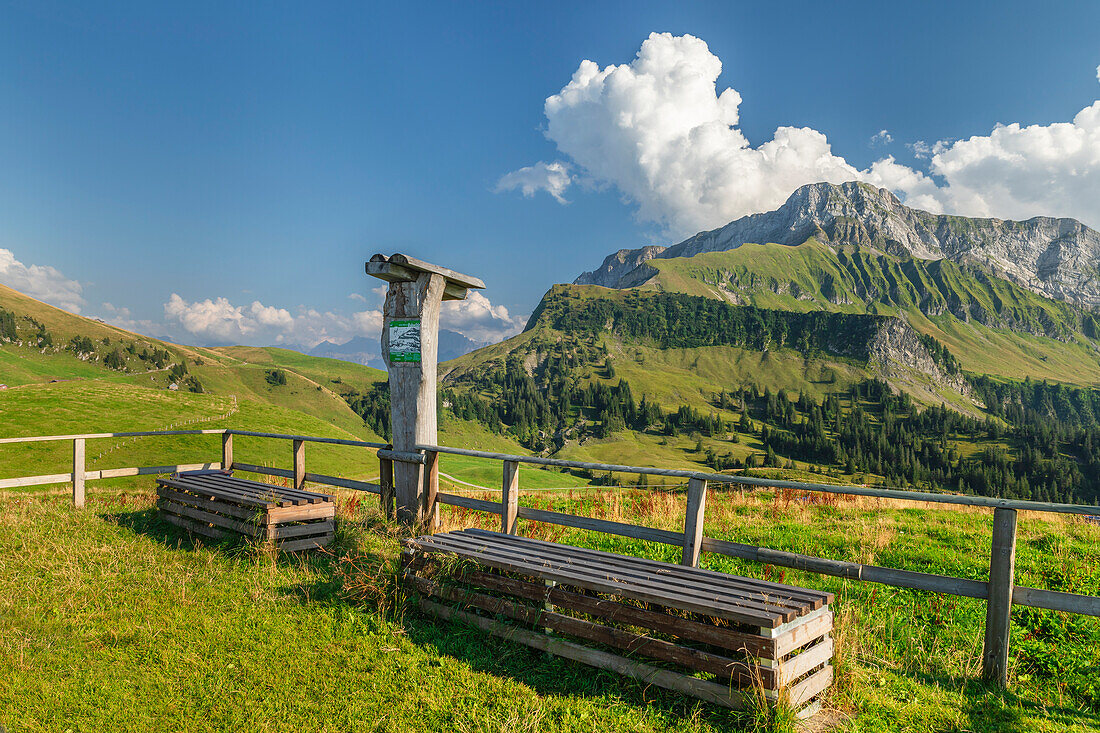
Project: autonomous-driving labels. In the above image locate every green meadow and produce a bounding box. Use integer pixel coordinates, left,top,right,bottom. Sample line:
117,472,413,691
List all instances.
2,484,1098,733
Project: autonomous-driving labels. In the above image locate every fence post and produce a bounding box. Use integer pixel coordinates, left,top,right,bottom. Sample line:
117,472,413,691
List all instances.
422,450,439,532
293,439,306,490
982,507,1017,687
72,437,85,508
221,432,233,471
502,460,519,534
379,454,395,520
681,477,707,567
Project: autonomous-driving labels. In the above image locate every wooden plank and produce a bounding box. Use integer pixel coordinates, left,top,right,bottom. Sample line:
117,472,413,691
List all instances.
501,460,519,535
681,477,706,567
387,253,486,290
1012,586,1100,617
89,463,223,480
451,565,780,657
275,520,335,539
224,429,387,449
0,429,227,445
409,575,774,688
437,492,500,513
379,456,395,520
231,462,296,484
703,536,976,600
462,532,813,617
427,533,805,620
425,532,806,622
222,432,233,471
168,476,288,509
201,473,331,505
515,506,684,547
157,477,273,508
278,535,333,552
423,450,440,532
417,598,747,709
156,485,262,521
774,610,834,658
462,529,827,610
785,664,833,709
267,503,335,523
778,637,834,687
368,253,486,290
982,507,1017,687
414,444,1100,518
0,472,74,489
163,476,279,508
156,499,264,538
304,472,381,494
72,438,85,508
411,534,789,626
197,473,301,504
160,508,229,540
293,439,305,490
377,449,426,465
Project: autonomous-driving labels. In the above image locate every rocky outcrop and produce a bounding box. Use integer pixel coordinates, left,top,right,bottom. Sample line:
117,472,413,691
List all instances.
576,181,1100,308
575,245,666,287
866,318,968,395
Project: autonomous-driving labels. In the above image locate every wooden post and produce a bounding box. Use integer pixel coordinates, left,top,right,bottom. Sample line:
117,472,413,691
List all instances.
367,253,484,526
221,432,233,471
982,507,1017,687
681,477,707,567
422,450,440,532
293,439,306,490
379,455,395,520
502,460,520,534
72,437,85,508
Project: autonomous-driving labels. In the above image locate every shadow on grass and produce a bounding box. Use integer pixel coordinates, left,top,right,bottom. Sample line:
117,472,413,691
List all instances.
99,510,767,728
274,519,756,730
102,507,347,570
397,611,752,729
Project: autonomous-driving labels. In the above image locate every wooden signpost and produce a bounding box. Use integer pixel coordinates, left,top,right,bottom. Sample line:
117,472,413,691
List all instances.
366,253,485,526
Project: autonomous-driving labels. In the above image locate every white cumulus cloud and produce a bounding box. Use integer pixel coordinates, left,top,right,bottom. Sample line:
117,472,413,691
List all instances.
442,291,528,344
871,129,893,146
500,33,1100,235
892,102,1100,223
0,248,86,313
163,292,382,348
162,289,524,349
495,161,573,203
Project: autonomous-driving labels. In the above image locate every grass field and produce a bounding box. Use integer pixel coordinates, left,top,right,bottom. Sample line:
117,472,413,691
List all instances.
2,484,1098,733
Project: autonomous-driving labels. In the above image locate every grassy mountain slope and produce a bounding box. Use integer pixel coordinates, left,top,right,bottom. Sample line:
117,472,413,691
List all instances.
0,284,578,491
635,239,1100,385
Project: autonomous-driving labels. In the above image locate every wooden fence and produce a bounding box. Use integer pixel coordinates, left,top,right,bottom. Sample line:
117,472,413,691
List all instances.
3,428,1099,687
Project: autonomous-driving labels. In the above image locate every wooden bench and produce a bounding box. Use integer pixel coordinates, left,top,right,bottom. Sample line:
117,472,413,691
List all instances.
403,528,834,717
156,471,335,552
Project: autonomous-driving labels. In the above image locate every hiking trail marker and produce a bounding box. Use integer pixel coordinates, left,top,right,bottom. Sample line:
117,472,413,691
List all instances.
366,253,485,525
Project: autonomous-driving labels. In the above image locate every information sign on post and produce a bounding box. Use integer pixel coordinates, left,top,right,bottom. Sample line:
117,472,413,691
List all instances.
387,319,422,363
365,253,485,526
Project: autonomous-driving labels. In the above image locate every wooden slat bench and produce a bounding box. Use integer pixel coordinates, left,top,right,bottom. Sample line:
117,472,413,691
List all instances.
403,528,834,717
156,470,335,552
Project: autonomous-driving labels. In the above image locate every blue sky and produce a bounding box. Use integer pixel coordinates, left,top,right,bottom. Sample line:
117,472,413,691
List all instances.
2,1,1099,354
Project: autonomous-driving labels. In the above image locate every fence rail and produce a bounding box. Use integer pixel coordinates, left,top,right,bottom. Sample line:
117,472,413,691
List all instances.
4,427,1100,687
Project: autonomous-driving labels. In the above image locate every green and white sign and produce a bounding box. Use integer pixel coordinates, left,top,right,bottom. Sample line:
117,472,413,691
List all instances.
387,319,422,362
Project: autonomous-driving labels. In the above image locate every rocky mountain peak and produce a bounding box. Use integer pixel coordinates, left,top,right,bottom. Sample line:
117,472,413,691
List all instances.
575,181,1100,308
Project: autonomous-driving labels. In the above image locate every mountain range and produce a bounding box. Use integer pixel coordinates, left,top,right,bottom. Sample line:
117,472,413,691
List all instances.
307,329,486,366
576,182,1100,309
